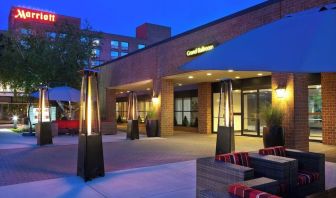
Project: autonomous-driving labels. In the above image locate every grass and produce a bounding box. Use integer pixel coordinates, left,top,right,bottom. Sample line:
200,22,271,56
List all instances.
10,127,30,133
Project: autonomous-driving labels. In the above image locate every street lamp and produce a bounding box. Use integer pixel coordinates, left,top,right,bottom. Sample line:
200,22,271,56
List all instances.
77,68,104,181
36,86,53,145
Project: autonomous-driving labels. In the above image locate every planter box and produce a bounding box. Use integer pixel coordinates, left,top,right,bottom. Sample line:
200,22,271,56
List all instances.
263,126,285,148
146,120,160,137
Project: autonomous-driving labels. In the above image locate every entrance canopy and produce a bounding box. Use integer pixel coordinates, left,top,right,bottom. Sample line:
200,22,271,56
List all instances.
180,4,336,73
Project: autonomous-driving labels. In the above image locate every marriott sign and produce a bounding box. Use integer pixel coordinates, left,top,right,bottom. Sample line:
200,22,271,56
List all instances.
13,7,56,23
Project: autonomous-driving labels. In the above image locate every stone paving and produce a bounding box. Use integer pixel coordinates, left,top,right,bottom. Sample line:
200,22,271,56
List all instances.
0,129,335,189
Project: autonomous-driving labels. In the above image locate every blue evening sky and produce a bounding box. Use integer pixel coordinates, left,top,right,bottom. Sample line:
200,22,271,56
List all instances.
1,0,265,36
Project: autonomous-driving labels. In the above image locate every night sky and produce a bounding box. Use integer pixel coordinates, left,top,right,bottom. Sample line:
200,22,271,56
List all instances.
1,0,265,36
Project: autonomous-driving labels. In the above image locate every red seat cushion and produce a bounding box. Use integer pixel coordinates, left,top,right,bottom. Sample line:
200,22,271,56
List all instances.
259,146,286,157
228,183,281,198
297,170,320,186
215,152,250,167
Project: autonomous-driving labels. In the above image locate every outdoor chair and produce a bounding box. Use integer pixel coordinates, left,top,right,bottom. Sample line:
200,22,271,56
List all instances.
258,146,325,198
196,152,292,197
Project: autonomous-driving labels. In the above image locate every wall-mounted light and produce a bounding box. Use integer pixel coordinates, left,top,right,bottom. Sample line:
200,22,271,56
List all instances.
152,96,159,104
275,86,287,98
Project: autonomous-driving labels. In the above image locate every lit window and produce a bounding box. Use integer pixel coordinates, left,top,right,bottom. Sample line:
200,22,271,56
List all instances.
91,60,102,66
111,40,119,49
92,49,101,57
80,37,88,43
20,28,31,35
121,52,128,56
93,39,100,47
46,32,57,39
121,41,129,50
138,44,145,49
59,33,67,38
111,51,119,59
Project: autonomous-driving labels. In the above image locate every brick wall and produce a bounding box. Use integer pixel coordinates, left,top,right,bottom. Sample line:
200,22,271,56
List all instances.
103,88,117,134
198,83,212,134
159,79,174,136
321,73,336,145
272,73,309,151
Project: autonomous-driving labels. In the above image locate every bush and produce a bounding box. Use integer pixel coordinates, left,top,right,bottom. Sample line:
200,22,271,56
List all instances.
260,105,284,128
182,116,189,127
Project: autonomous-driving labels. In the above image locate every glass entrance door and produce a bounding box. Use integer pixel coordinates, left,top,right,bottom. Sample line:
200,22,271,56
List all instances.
243,91,258,136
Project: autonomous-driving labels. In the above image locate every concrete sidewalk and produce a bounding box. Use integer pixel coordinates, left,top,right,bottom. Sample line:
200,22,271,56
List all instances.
0,160,196,198
0,160,335,198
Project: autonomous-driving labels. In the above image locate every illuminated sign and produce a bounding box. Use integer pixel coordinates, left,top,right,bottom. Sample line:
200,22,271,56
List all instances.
14,8,56,23
186,44,215,57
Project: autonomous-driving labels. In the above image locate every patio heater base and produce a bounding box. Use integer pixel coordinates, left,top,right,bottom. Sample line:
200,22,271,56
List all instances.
127,120,139,140
216,126,235,155
77,134,105,181
35,122,53,145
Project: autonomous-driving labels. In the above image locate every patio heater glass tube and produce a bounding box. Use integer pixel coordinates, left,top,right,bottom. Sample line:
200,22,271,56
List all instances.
38,87,50,123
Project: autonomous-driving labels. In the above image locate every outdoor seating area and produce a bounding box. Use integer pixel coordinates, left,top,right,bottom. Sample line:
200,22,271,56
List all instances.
196,146,326,198
51,120,80,136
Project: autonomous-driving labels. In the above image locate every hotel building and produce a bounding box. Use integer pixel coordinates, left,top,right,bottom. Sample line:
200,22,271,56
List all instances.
98,0,336,149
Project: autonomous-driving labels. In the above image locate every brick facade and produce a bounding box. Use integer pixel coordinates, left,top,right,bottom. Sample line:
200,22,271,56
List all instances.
159,79,174,136
198,83,212,134
103,88,117,134
272,73,309,151
321,73,336,145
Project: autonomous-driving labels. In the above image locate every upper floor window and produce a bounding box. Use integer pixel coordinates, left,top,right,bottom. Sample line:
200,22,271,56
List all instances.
93,39,100,47
111,51,119,59
92,49,101,57
46,32,57,39
138,44,145,49
121,52,128,56
111,40,119,49
121,41,129,50
91,60,103,66
80,36,88,43
20,28,31,35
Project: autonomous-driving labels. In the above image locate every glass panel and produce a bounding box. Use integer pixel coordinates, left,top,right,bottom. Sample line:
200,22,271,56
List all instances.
175,98,183,111
111,51,119,59
234,115,241,132
183,112,191,126
121,41,129,50
111,40,119,49
121,52,128,56
138,44,145,49
259,89,272,135
243,91,258,135
308,85,322,141
213,93,220,132
191,112,198,127
175,112,182,125
191,97,198,111
233,90,241,113
183,98,191,111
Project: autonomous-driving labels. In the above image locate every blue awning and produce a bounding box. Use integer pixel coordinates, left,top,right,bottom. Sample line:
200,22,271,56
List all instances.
180,4,336,73
31,86,80,102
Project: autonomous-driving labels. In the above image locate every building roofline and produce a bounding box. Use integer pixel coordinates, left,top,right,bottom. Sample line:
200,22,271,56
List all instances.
96,0,282,68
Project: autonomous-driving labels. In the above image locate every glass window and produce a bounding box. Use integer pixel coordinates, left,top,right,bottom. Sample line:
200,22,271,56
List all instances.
80,36,88,43
91,60,102,66
111,40,119,49
138,44,145,49
121,41,129,50
174,97,198,127
116,102,128,123
46,32,57,39
137,101,153,123
20,28,31,35
92,49,101,57
121,52,128,56
111,51,119,59
308,85,322,141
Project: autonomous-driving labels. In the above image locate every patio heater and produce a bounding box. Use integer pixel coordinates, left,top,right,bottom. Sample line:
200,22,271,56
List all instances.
127,91,139,140
216,79,235,155
77,69,105,181
36,86,53,145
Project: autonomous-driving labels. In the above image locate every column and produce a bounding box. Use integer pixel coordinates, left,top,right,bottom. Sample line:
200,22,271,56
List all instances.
153,79,174,136
102,88,117,135
198,83,212,134
321,73,336,145
272,73,309,151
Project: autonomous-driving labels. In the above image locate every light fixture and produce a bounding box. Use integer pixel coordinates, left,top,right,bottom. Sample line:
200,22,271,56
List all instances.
36,86,52,146
177,83,183,86
77,68,104,181
146,88,151,91
215,79,221,81
235,76,240,79
257,73,263,76
188,76,194,79
120,91,124,94
126,90,130,93
275,86,287,98
12,115,18,129
206,73,212,76
152,96,159,104
228,70,234,72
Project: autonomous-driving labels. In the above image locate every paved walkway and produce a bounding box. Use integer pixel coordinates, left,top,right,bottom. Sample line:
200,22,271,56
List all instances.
0,129,336,194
